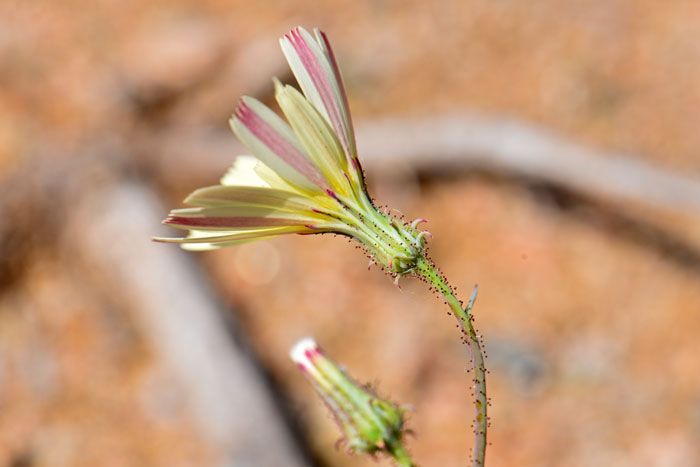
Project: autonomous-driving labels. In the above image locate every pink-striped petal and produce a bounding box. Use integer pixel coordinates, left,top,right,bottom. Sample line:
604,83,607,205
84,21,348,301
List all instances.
314,28,366,191
314,28,357,160
163,196,324,230
154,226,315,250
275,84,348,192
280,27,356,162
156,227,308,243
184,185,314,212
230,96,329,191
164,215,303,230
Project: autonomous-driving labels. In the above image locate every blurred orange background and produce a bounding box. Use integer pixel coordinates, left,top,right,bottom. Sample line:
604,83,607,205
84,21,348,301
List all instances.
1,1,700,466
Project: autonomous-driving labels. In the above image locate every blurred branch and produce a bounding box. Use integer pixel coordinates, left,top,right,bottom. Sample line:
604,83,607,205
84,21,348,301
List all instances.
149,112,700,216
0,154,309,466
354,114,700,215
65,177,308,466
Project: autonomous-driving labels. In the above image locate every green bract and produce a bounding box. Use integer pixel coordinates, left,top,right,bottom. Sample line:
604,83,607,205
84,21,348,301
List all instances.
290,338,408,455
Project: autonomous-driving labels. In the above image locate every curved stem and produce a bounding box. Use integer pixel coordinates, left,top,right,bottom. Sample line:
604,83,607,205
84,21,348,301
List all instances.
415,257,487,467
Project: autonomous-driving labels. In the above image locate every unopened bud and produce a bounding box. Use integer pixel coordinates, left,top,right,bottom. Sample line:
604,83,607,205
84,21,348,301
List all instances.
290,338,409,457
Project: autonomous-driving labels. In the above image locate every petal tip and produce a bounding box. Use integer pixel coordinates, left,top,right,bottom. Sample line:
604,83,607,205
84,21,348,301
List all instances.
289,337,318,364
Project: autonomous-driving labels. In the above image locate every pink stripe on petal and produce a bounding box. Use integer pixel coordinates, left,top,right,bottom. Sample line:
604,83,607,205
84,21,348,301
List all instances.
186,186,310,210
288,29,349,158
165,216,303,229
350,156,366,184
304,348,321,360
316,29,356,157
236,101,328,189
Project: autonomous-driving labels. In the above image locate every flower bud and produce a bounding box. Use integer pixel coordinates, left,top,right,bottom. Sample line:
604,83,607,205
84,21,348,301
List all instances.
290,338,408,456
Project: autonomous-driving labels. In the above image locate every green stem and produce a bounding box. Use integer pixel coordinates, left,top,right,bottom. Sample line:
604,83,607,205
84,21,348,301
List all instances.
416,257,487,467
387,439,415,467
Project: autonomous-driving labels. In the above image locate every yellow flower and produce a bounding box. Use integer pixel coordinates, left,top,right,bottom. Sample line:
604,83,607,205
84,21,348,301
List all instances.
156,27,430,280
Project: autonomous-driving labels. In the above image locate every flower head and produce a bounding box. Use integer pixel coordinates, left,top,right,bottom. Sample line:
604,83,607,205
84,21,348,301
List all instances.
156,27,430,281
290,337,408,456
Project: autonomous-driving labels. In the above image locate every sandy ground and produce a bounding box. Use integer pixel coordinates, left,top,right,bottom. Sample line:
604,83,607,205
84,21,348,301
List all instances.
1,1,699,466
